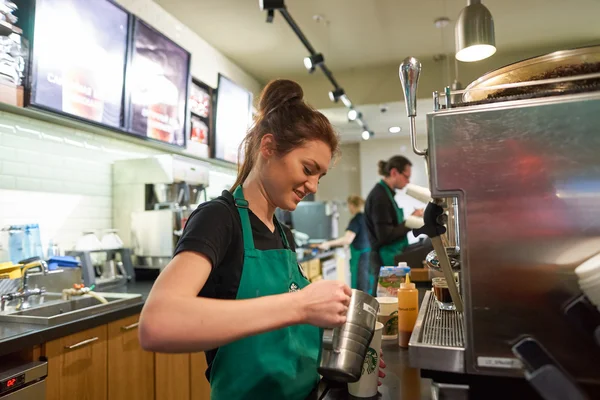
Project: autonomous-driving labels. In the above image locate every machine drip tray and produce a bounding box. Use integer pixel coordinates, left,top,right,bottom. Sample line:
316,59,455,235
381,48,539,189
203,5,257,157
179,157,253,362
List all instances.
409,291,465,373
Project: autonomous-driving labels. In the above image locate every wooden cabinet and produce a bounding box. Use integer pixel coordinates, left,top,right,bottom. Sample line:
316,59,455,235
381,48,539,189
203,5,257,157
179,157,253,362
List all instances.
190,352,211,399
42,312,210,400
46,325,108,400
107,315,155,400
155,353,191,400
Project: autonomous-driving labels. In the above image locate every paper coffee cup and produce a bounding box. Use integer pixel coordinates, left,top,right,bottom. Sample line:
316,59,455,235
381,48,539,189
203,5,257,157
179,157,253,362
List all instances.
348,321,383,398
405,183,432,204
376,297,398,340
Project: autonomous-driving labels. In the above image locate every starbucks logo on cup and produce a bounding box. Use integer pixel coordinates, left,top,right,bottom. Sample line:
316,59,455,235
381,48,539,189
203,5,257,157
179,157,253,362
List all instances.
362,347,378,375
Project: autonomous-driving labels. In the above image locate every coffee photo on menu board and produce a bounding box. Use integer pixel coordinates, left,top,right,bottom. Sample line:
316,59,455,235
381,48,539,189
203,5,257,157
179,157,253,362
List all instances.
127,19,190,146
30,0,128,127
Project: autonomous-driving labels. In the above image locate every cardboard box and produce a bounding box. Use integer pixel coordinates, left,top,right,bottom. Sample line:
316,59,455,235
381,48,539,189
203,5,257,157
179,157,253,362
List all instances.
0,82,24,107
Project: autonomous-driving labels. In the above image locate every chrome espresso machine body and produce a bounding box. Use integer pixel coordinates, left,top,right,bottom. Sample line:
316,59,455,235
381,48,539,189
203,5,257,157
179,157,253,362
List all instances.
400,47,600,399
113,155,210,271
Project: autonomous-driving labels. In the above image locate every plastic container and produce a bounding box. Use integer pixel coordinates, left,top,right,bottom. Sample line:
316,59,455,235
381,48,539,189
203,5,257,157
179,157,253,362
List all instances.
0,262,22,279
397,274,419,348
377,262,411,297
47,256,80,271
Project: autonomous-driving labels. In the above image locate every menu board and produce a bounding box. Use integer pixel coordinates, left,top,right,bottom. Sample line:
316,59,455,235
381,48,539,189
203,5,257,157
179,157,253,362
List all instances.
214,74,253,164
30,0,128,128
187,78,212,158
127,18,190,147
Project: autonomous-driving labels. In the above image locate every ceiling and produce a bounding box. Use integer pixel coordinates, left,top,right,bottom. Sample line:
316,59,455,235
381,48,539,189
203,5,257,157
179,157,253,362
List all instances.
154,0,600,83
320,100,429,143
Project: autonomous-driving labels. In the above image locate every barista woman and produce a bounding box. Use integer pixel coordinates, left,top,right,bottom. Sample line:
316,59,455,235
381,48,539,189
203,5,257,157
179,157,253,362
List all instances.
364,155,423,296
318,195,370,292
138,80,355,400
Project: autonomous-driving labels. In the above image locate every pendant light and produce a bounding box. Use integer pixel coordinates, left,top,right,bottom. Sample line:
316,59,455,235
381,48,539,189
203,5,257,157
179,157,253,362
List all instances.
455,0,496,62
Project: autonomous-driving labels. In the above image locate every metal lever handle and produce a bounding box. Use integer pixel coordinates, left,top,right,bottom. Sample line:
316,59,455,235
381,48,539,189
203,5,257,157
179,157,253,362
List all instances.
121,322,139,331
512,337,590,400
399,57,426,156
65,336,99,350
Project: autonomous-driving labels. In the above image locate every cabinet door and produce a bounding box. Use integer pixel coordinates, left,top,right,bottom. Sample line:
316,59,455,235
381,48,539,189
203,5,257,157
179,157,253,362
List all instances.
155,353,191,400
46,325,108,400
107,314,155,400
190,352,211,399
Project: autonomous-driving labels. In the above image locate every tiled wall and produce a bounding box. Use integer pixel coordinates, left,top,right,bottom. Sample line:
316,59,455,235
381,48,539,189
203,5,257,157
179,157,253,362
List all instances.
0,110,163,257
0,0,257,261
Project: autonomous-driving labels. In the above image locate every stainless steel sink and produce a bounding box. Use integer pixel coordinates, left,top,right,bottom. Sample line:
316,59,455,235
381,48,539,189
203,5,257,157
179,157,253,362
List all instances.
0,292,143,326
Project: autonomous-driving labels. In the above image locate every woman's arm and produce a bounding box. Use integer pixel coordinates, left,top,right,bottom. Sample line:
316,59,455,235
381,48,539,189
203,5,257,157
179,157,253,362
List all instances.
139,251,351,353
319,230,356,250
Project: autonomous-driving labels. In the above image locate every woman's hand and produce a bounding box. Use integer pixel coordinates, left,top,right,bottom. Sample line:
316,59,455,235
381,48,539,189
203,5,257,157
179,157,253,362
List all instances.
412,208,424,218
378,351,387,386
318,242,331,251
297,280,351,328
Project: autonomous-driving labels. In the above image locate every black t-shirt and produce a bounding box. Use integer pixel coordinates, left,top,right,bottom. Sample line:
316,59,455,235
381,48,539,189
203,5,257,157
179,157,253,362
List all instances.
346,213,370,251
364,183,410,251
173,190,296,380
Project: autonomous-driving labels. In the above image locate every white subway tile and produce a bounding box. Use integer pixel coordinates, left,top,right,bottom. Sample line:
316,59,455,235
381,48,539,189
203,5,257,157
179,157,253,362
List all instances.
0,123,16,136
37,153,63,167
2,133,32,149
0,176,16,190
40,179,65,193
2,161,29,177
16,177,42,191
28,165,57,180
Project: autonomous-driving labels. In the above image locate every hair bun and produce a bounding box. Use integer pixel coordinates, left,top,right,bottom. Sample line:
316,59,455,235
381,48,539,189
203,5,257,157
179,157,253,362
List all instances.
258,79,304,116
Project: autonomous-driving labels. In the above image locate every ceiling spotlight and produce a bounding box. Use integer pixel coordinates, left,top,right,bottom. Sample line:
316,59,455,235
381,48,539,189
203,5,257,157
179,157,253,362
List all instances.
434,17,450,29
388,126,402,134
340,94,352,108
455,0,496,62
259,0,285,10
265,9,274,23
361,130,373,141
348,109,362,121
328,88,345,103
303,53,324,72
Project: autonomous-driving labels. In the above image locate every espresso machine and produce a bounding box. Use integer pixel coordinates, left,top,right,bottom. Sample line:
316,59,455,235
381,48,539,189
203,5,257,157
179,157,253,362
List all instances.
113,155,210,271
399,46,600,399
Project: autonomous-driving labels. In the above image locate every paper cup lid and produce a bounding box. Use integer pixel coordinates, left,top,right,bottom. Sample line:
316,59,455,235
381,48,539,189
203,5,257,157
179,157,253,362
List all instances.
376,297,398,304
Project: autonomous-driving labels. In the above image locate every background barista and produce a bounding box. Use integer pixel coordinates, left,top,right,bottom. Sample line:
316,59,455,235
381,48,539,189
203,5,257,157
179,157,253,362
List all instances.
364,155,423,296
318,195,370,292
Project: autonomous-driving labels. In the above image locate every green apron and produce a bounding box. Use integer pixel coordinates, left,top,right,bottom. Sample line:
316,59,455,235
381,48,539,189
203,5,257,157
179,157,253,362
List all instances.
349,244,370,289
209,186,321,400
377,180,409,266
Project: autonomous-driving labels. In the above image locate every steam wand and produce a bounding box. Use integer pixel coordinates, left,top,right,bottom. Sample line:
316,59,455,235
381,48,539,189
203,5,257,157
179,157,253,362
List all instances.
399,56,463,312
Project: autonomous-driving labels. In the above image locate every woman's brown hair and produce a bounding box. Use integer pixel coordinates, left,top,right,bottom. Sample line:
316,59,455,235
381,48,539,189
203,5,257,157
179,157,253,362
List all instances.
231,79,339,190
347,195,365,209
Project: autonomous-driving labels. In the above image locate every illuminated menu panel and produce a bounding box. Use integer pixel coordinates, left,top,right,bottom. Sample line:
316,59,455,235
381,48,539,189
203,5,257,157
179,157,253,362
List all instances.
31,0,128,128
126,18,191,147
214,74,253,164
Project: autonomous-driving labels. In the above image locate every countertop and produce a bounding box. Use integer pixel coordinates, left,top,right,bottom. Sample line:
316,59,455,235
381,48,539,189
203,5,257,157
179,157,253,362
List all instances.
320,343,431,400
0,280,155,357
298,249,336,264
0,280,432,400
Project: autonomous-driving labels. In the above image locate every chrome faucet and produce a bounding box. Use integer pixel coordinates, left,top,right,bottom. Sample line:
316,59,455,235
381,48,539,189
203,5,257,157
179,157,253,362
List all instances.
0,259,49,311
20,259,49,292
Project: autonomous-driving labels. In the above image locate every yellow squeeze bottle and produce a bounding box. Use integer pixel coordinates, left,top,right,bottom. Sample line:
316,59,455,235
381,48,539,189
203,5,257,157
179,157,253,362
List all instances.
397,274,419,348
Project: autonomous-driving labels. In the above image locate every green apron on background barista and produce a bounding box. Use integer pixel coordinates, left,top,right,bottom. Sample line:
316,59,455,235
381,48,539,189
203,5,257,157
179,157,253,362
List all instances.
209,186,321,400
349,244,369,289
377,180,409,265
